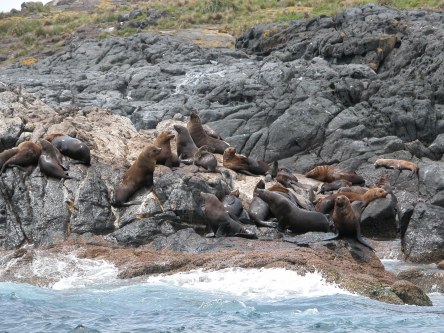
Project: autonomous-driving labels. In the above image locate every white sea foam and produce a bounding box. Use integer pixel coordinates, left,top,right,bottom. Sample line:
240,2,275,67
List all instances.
31,251,118,290
145,267,350,300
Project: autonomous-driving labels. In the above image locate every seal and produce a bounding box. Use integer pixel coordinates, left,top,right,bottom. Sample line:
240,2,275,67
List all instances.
374,158,418,177
187,112,230,154
112,143,162,207
222,189,250,221
194,145,217,172
153,130,179,167
223,147,270,176
305,165,365,185
200,191,258,239
0,147,19,170
46,133,91,166
319,179,352,194
0,141,41,174
328,195,374,250
256,188,333,234
247,180,277,228
38,139,73,179
173,124,198,160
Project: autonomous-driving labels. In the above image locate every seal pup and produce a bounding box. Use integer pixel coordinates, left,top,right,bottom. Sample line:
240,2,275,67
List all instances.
187,112,230,154
0,141,41,174
200,191,257,239
374,158,418,177
327,195,374,250
222,189,250,221
46,133,91,166
38,139,73,179
223,147,270,176
173,124,198,161
305,165,365,185
153,130,179,167
256,188,333,234
112,143,162,207
194,145,217,172
0,148,19,170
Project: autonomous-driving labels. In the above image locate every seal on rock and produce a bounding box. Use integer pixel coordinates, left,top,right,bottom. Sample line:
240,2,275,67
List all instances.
328,195,374,250
200,191,258,239
38,139,73,179
248,180,277,228
0,148,19,170
374,158,418,177
194,145,217,172
153,130,179,167
223,147,270,176
256,188,333,234
305,165,365,185
187,112,230,154
46,133,91,166
0,141,41,174
319,179,352,194
112,143,162,207
173,124,198,160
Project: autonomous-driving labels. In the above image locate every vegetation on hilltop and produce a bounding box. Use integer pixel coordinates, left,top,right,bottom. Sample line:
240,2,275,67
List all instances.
0,0,443,67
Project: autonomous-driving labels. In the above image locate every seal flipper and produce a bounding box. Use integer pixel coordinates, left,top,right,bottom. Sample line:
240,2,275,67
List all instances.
254,219,278,228
234,231,258,239
322,234,340,242
356,234,374,251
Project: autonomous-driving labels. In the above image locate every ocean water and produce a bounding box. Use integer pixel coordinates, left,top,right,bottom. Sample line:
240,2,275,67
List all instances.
0,254,443,333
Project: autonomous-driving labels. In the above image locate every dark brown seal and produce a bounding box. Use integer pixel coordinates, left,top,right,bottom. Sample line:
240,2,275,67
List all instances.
194,145,217,172
38,139,73,179
173,124,198,160
328,195,373,250
247,180,277,228
46,133,91,166
223,147,270,176
319,179,352,194
374,158,418,177
256,188,333,234
0,141,41,174
153,130,179,167
200,191,257,239
112,143,162,207
0,148,19,170
187,112,229,154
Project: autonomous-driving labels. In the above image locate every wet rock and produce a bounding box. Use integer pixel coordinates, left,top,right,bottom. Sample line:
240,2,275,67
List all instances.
390,280,432,306
361,197,398,239
397,268,444,293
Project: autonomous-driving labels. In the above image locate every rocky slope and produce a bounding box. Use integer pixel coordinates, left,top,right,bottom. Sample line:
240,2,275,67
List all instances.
0,4,443,304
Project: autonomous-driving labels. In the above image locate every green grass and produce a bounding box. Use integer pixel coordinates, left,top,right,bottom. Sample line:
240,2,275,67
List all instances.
0,0,443,66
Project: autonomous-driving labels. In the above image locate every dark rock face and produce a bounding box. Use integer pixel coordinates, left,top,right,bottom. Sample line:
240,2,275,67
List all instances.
0,4,444,266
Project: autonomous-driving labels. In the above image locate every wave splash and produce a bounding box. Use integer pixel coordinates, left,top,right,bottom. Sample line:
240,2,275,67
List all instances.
146,267,350,300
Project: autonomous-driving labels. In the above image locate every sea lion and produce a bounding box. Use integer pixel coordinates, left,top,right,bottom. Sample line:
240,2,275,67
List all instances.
0,141,41,174
194,145,217,172
187,112,230,154
222,189,250,221
112,143,162,207
328,195,374,250
200,191,257,239
305,165,365,185
223,147,270,176
248,180,277,228
374,158,418,177
337,186,368,194
319,179,352,194
46,133,91,166
173,124,198,161
0,148,19,170
315,187,387,214
153,130,179,167
256,188,333,234
38,139,73,179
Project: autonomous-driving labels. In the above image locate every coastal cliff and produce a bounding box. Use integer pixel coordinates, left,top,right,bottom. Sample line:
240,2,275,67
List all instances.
1,4,443,305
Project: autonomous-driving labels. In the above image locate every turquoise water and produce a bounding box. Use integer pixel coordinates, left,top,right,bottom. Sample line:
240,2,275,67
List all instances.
0,265,443,333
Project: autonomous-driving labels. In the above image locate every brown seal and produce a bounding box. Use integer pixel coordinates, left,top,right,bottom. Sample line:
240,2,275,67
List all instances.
328,195,373,250
248,180,277,228
315,187,387,214
305,165,365,185
194,145,217,172
0,148,19,170
46,133,91,166
173,124,198,160
153,130,179,167
256,188,333,234
319,179,352,194
112,143,162,207
38,139,73,179
223,147,270,176
200,191,257,239
374,158,418,176
187,112,230,154
0,141,41,174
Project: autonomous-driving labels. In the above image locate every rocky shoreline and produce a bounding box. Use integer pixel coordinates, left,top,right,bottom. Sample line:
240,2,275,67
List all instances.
1,4,444,305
